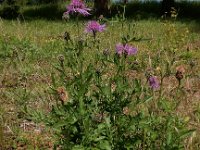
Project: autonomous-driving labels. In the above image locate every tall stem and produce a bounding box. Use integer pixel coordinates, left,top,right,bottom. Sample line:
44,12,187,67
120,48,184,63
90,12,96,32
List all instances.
76,16,80,36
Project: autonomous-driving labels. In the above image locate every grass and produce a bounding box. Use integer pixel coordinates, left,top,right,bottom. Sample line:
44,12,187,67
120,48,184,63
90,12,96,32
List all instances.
0,17,200,149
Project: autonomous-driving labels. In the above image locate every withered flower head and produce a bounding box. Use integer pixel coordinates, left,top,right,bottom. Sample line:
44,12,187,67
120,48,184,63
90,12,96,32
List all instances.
176,65,185,74
57,87,69,104
123,107,130,115
175,65,185,81
58,54,65,62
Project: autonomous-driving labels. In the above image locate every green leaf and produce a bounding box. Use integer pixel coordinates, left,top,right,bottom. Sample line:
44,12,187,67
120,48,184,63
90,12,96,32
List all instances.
143,96,153,103
159,100,173,112
105,117,111,128
54,121,67,128
94,136,106,142
167,132,172,145
72,145,85,150
179,129,195,139
99,140,111,150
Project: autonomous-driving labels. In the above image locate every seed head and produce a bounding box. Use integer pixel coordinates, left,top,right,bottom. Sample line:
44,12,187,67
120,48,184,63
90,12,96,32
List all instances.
58,55,65,62
57,87,69,104
175,65,185,81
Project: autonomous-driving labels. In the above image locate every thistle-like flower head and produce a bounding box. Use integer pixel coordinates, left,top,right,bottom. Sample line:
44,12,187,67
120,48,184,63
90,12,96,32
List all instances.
65,0,91,16
116,43,137,56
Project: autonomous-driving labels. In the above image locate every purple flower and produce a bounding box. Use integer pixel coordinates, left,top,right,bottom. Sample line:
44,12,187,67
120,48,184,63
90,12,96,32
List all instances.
116,43,137,56
116,44,124,55
148,76,160,89
124,44,137,55
65,0,91,16
85,21,106,38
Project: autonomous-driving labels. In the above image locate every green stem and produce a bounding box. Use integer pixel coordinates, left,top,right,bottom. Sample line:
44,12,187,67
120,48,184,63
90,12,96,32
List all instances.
76,16,80,36
159,76,164,98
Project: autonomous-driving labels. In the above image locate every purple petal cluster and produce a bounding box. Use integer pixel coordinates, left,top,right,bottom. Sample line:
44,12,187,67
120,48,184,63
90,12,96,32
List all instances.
85,21,106,34
65,0,91,16
116,43,137,56
148,76,160,89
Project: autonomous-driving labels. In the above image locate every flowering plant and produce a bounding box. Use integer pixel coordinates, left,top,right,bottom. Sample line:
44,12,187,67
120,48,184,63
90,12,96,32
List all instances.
25,8,193,150
116,43,137,56
64,0,91,16
85,21,106,38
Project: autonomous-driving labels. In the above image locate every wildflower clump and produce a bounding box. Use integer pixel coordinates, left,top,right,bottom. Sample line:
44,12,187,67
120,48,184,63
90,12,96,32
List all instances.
34,8,193,150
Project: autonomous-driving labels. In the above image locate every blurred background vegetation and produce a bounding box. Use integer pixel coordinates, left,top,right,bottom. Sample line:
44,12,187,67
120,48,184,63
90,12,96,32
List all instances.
0,0,199,20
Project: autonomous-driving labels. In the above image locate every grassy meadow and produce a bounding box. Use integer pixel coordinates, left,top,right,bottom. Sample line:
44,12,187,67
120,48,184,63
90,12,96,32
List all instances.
0,2,200,149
